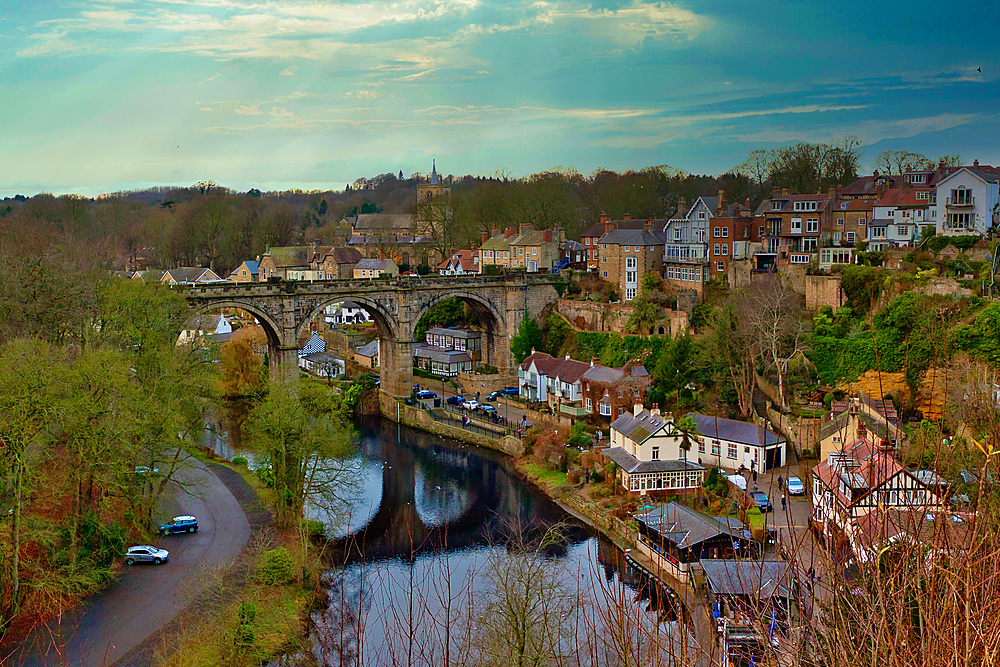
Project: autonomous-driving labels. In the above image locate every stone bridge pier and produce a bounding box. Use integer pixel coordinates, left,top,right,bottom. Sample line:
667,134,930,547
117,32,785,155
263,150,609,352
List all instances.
179,275,560,406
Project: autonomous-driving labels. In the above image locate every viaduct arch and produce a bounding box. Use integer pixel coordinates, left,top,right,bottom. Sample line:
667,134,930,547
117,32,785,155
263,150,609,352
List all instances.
180,275,560,399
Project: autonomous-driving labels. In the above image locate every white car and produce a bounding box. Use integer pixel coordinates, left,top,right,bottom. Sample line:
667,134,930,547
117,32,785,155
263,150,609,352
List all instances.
462,400,480,411
125,545,170,565
786,476,805,496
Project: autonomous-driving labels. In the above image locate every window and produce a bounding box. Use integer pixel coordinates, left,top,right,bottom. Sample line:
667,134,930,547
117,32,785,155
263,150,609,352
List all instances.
626,256,637,269
951,188,973,205
602,270,608,278
713,227,720,237
532,247,537,256
721,227,729,238
623,246,629,252
600,402,611,416
791,217,802,233
790,254,811,263
674,229,682,240
915,191,929,200
793,201,819,212
585,398,592,410
833,232,841,244
626,271,637,283
698,211,706,219
727,443,737,459
601,244,607,250
887,209,894,217
711,441,721,456
652,447,660,460
837,217,844,226
625,287,636,301
667,267,674,279
722,244,729,255
699,440,705,453
898,226,908,236
906,173,927,184
771,201,782,211
859,218,867,226
947,213,972,229
713,243,720,256
601,256,607,263
801,238,817,251
717,261,724,271
806,218,818,233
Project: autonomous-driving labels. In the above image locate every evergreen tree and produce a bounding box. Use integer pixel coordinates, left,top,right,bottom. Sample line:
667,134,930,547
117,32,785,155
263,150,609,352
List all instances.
511,316,543,363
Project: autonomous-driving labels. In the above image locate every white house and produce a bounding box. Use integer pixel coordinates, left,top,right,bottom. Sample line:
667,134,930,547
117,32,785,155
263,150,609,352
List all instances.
933,165,1000,236
299,351,345,378
518,351,589,407
688,413,785,472
177,313,232,346
299,332,326,357
603,403,705,495
324,301,371,326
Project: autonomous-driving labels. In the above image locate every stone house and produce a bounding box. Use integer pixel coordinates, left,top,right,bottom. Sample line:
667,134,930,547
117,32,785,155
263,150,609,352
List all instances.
353,258,399,279
509,225,565,273
597,223,665,301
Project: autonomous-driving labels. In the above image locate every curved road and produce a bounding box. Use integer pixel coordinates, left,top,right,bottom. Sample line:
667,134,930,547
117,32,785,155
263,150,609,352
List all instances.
3,458,251,667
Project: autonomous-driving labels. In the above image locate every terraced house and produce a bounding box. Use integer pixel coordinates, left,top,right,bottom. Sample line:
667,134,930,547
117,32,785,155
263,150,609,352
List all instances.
598,222,665,301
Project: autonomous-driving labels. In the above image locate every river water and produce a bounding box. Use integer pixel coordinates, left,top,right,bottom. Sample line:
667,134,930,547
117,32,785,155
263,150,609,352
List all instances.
215,414,695,666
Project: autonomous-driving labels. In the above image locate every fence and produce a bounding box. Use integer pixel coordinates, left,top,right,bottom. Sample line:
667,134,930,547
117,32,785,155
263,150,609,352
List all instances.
427,407,513,440
440,402,522,434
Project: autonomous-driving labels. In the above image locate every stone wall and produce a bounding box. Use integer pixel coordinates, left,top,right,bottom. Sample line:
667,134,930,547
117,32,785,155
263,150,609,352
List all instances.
556,299,688,337
381,396,525,457
728,260,752,289
805,275,845,312
776,264,808,294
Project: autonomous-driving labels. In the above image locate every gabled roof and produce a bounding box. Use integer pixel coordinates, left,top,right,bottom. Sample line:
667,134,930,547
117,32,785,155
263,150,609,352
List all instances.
598,228,667,246
636,502,747,549
355,340,379,357
480,234,513,250
835,198,878,211
519,351,590,384
842,174,897,197
581,219,649,238
819,410,895,443
603,447,704,475
610,409,669,444
355,258,396,270
262,247,311,268
300,332,327,356
510,229,557,246
582,364,624,384
700,560,794,599
132,270,165,282
352,214,416,231
163,267,221,283
321,247,363,264
689,413,782,448
831,391,898,424
438,249,478,271
234,260,259,275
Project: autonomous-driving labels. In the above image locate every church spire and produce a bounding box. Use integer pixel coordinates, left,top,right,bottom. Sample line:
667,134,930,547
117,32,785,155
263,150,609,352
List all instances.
430,159,438,185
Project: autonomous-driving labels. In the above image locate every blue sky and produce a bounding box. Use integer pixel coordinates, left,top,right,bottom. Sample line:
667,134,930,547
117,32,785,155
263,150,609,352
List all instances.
1,0,998,196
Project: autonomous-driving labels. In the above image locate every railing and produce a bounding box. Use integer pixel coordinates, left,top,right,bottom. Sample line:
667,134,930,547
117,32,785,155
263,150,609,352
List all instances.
946,197,975,207
429,406,516,439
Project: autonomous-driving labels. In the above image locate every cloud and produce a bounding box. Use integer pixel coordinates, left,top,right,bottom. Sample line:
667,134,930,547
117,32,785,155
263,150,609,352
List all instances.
234,103,264,115
199,107,214,111
347,89,383,99
280,66,297,76
269,106,293,118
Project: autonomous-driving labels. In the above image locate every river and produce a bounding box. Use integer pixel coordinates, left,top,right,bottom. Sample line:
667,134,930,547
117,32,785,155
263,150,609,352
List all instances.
215,414,694,666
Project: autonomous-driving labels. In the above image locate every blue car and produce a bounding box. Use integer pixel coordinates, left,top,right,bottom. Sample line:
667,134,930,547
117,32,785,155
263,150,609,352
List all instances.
750,491,772,512
446,395,465,406
502,387,519,396
416,390,437,400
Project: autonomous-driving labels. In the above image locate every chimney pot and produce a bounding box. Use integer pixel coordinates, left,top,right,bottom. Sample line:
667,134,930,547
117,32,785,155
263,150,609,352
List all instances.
623,212,632,221
974,159,979,168
782,188,790,195
600,212,610,224
481,229,489,245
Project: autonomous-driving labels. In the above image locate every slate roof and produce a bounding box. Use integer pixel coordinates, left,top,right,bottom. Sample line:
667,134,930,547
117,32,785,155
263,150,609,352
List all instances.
841,175,897,197
132,270,165,282
610,409,669,443
831,391,898,424
426,327,480,339
689,413,782,448
603,447,704,475
163,267,221,283
700,560,794,599
302,351,341,365
300,332,327,356
581,219,648,238
868,219,893,228
582,365,624,384
322,247,363,264
520,351,590,384
636,502,747,549
263,247,311,268
352,214,416,231
480,234,513,250
413,344,472,363
355,259,395,270
819,410,895,443
834,198,877,211
238,260,260,275
598,228,667,246
356,340,379,358
510,230,557,246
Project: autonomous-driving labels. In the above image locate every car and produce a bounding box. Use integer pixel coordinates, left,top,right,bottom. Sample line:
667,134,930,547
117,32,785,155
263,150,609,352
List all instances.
477,404,498,416
416,390,437,400
485,390,503,401
158,515,199,535
786,476,805,496
750,491,772,512
502,387,519,396
446,395,465,406
462,400,480,411
125,545,170,565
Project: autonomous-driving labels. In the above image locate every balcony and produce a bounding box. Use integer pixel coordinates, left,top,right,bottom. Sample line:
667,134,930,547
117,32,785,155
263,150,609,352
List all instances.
559,402,591,417
946,197,975,208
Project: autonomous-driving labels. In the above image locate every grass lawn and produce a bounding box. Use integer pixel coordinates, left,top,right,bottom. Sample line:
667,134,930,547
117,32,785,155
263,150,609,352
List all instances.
524,462,568,488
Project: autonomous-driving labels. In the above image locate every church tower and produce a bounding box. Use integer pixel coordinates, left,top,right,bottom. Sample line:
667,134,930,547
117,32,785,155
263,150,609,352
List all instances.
416,159,451,203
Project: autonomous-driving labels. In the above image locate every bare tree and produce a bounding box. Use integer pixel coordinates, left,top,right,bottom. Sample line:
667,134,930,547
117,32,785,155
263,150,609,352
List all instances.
738,279,807,412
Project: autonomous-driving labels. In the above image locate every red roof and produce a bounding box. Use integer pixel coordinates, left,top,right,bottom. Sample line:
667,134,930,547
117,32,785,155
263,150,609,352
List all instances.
520,351,590,383
437,249,478,271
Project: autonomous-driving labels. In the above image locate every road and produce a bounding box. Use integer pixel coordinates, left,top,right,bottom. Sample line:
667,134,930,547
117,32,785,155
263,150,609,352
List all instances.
411,383,534,430
3,458,251,667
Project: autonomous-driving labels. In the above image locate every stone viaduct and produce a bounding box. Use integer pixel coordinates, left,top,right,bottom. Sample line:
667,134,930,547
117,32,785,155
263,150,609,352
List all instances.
179,274,560,398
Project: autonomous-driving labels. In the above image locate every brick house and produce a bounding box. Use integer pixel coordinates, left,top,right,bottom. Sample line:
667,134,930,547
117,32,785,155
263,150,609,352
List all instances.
258,246,312,280
315,246,364,279
756,188,838,267
705,195,756,281
581,361,651,421
581,214,650,271
597,222,666,301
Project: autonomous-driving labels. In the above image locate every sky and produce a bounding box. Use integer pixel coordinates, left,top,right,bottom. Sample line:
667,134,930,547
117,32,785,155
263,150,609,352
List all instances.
1,0,999,197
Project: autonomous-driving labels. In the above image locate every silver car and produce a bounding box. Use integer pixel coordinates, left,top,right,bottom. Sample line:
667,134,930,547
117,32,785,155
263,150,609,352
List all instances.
125,545,169,565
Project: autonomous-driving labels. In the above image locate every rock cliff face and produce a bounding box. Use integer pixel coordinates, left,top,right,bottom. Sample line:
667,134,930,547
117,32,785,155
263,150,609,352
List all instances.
556,299,688,337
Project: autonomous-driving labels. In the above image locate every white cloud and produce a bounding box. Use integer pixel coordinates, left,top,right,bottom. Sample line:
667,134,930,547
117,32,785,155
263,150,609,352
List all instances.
199,107,214,111
347,89,383,99
269,106,293,118
234,103,264,115
280,66,297,76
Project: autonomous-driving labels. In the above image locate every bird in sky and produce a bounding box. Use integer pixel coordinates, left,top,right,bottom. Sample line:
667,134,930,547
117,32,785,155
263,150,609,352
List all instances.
978,67,982,73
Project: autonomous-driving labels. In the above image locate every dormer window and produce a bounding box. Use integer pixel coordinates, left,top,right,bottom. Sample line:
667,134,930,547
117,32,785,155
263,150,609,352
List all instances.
771,201,782,211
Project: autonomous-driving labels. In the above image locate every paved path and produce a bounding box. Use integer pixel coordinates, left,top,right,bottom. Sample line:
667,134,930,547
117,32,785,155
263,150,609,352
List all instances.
3,458,251,667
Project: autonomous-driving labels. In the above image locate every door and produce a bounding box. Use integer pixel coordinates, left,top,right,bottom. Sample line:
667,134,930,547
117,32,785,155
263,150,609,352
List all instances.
743,449,754,470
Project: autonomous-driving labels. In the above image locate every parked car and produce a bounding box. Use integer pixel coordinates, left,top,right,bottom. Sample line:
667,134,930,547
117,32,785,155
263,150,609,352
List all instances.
502,387,519,396
158,515,199,535
125,545,170,565
416,390,437,400
485,390,503,401
446,395,465,406
477,404,498,416
786,476,805,496
749,491,772,513
462,400,480,411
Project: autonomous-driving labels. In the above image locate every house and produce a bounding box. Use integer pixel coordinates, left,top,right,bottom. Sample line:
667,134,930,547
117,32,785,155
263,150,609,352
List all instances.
688,413,786,472
413,327,482,376
177,313,232,346
819,409,900,463
830,390,899,427
354,339,379,368
933,163,1000,236
479,228,517,268
821,197,876,262
581,214,650,271
602,403,705,496
353,258,399,279
299,351,345,378
299,332,327,357
597,223,666,301
755,188,836,267
324,301,371,326
508,224,565,273
229,260,260,283
437,249,480,275
131,270,165,283
161,267,223,285
258,246,312,280
580,361,651,420
701,559,796,635
662,196,716,295
634,502,753,583
869,189,928,250
517,351,590,408
811,437,947,560
315,247,364,280
703,193,756,281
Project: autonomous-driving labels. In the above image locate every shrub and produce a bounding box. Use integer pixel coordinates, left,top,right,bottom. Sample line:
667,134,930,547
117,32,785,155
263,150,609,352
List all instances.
256,546,295,585
232,456,248,467
566,469,586,485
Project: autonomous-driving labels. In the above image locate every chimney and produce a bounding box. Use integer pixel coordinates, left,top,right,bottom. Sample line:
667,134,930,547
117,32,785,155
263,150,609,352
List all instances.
519,223,534,235
544,230,552,243
591,357,598,367
623,212,632,221
782,188,790,195
600,212,610,224
633,402,644,417
565,354,571,361
876,182,885,197
878,437,894,453
644,218,652,232
505,227,516,239
650,403,661,416
828,185,836,199
873,170,879,177
974,159,980,168
604,219,614,234
481,229,489,245
677,197,687,217
745,197,751,209
772,186,781,198
938,159,945,170
717,190,727,216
